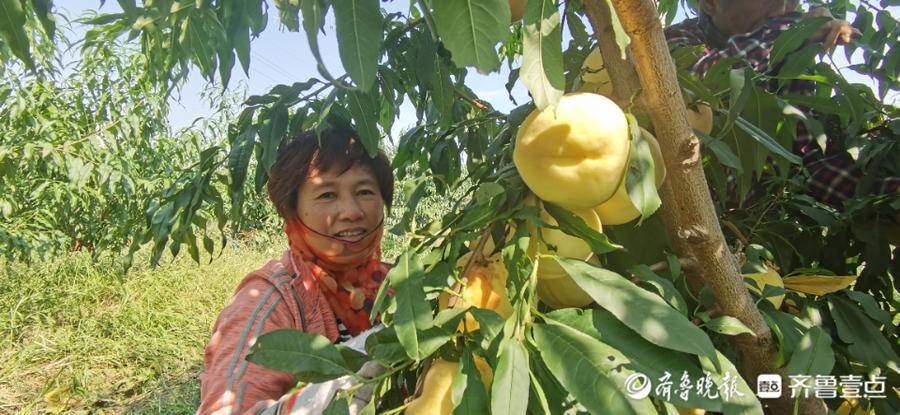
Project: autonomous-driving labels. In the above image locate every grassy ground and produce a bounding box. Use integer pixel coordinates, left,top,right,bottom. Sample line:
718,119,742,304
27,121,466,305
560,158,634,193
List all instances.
0,233,286,414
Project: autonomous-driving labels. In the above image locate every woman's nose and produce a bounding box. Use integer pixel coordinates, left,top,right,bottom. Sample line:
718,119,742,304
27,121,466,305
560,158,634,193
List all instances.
337,196,365,222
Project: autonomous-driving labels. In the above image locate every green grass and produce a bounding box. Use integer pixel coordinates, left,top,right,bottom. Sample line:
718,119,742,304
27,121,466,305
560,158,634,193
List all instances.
0,233,286,414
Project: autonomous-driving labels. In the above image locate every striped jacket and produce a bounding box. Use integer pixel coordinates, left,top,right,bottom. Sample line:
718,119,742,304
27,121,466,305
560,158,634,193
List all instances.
198,250,385,414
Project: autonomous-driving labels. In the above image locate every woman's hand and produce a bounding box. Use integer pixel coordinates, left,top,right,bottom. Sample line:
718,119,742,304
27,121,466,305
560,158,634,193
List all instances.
805,8,861,51
813,19,861,51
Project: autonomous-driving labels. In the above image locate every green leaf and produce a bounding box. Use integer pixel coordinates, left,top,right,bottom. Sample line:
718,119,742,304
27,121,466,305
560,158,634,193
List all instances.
232,18,252,76
774,43,820,81
761,309,808,366
364,326,407,365
182,13,216,79
388,178,427,236
845,290,894,332
546,308,725,411
603,216,671,272
203,233,215,259
521,0,564,110
186,233,200,263
410,29,436,88
433,306,468,329
722,68,752,135
543,202,622,254
554,257,719,367
416,325,456,358
733,115,801,165
257,105,289,184
332,0,383,90
491,337,530,415
699,352,763,415
528,348,569,414
603,0,630,60
79,12,125,28
677,70,717,110
785,326,834,376
456,196,501,230
626,118,661,222
30,0,56,39
628,265,687,316
780,93,840,115
346,90,380,158
217,43,236,88
777,101,825,161
451,352,490,414
336,345,369,373
431,0,509,73
274,0,301,31
66,157,93,190
468,308,505,349
301,0,340,83
703,316,756,337
0,0,34,68
358,398,376,415
473,182,504,204
531,323,656,414
364,323,452,365
770,16,831,67
696,130,742,171
827,296,900,373
246,329,351,382
244,1,266,36
388,251,433,361
227,124,257,213
430,53,454,128
323,396,351,415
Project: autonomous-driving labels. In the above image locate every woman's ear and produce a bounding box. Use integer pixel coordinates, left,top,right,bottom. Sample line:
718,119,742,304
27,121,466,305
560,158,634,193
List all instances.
699,0,719,17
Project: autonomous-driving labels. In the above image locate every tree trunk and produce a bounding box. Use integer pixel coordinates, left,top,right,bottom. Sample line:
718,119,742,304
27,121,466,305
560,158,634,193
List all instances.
583,1,826,413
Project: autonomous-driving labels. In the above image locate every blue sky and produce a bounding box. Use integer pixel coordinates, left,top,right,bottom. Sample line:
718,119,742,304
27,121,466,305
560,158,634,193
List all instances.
52,1,892,140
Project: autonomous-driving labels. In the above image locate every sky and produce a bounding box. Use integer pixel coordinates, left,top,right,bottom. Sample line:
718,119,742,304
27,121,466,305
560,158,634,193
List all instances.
51,1,893,140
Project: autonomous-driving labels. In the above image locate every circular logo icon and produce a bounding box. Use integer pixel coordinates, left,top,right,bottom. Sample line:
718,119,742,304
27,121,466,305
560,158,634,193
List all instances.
625,373,652,400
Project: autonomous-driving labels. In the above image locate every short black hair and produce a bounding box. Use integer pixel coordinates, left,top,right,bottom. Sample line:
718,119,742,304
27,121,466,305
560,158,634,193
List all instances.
266,128,393,220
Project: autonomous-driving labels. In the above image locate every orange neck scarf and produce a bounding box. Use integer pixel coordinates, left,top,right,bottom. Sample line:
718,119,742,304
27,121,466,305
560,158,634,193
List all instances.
285,217,388,336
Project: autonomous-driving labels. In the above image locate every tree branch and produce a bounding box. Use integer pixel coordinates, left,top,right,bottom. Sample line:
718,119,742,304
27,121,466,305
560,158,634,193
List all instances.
581,0,643,108
454,88,490,111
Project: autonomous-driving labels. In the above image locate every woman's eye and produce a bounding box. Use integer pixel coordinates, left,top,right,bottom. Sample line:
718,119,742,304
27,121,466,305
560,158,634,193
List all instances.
317,192,337,200
358,189,376,196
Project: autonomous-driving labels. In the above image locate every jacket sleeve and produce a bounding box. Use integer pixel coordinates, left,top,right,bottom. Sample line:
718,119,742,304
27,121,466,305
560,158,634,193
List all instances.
198,277,300,415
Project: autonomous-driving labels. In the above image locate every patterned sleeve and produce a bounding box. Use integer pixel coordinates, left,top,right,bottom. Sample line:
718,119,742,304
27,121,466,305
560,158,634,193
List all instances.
198,276,299,415
797,122,900,205
793,121,848,205
664,18,704,47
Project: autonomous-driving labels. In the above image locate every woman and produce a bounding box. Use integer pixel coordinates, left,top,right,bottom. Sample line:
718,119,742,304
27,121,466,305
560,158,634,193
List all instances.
198,127,394,414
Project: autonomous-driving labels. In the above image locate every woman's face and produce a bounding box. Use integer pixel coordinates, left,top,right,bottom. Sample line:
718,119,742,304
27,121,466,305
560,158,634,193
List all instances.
296,164,384,241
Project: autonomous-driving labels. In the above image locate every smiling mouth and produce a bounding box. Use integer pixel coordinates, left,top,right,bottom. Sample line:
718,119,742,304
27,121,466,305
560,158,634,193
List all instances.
334,228,367,238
